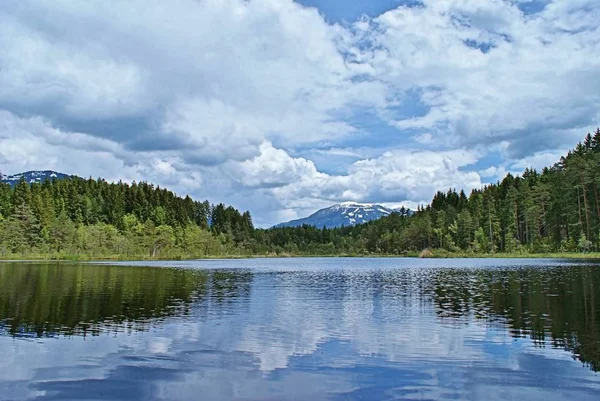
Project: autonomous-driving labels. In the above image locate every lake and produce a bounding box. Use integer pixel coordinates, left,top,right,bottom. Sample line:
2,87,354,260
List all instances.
1,258,600,401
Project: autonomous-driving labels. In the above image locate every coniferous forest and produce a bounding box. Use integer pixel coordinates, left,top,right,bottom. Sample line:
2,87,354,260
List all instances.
1,129,600,259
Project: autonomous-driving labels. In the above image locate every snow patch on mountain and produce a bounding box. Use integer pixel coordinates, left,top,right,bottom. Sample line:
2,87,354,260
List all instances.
274,202,410,229
0,170,72,187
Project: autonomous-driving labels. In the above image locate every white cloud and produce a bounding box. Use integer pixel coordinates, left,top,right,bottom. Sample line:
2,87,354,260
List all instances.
315,148,364,158
0,0,386,164
479,165,508,179
413,133,434,145
231,142,322,188
268,147,482,210
509,149,565,171
349,0,600,154
0,111,203,192
0,0,598,226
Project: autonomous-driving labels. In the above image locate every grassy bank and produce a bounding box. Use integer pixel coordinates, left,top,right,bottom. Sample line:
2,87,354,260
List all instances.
415,250,600,259
2,251,600,261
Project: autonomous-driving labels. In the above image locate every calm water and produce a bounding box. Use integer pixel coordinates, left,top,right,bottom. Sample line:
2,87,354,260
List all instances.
1,258,600,401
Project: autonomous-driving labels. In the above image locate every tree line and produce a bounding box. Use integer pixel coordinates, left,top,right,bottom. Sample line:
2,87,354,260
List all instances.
406,128,600,254
261,129,600,255
1,129,599,258
0,178,254,258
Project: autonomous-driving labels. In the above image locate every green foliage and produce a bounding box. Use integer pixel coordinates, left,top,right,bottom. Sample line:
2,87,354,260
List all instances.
473,227,489,253
254,128,600,256
1,128,600,259
0,177,249,259
0,203,41,254
579,234,593,253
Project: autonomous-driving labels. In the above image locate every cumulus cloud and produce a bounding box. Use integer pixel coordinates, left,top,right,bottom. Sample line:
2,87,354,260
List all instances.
0,0,383,161
347,0,600,154
232,143,322,188
0,110,203,190
249,146,483,213
509,149,566,171
0,0,598,226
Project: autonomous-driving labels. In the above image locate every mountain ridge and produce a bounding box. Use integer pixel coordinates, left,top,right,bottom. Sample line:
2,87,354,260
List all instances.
0,170,72,187
274,202,410,229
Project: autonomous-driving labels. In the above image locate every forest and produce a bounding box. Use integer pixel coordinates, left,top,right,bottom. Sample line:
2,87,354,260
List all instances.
1,129,600,259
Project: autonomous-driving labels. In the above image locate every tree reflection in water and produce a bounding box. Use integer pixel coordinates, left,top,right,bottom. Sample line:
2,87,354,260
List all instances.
0,262,252,337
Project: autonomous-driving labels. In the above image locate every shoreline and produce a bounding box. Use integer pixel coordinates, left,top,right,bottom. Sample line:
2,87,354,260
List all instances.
2,252,600,262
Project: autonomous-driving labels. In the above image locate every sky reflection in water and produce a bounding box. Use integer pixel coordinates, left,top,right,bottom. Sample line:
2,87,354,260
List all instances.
1,258,599,401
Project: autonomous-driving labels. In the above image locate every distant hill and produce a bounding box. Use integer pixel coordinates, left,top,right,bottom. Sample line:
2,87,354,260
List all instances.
0,170,72,187
274,202,410,229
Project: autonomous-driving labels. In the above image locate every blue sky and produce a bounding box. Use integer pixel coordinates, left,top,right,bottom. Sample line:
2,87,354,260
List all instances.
298,1,551,23
0,0,598,226
298,0,410,22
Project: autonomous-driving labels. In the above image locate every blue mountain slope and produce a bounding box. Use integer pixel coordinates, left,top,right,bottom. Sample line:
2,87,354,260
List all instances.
0,170,72,187
274,202,399,229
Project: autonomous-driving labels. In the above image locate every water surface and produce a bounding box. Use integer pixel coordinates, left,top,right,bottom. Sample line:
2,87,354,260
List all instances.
1,258,600,400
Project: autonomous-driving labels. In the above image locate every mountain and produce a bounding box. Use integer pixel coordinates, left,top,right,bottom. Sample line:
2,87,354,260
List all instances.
274,202,406,229
0,170,72,187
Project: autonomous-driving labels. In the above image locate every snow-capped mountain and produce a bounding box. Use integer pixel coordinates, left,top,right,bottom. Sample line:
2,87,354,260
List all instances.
0,170,72,187
274,202,405,229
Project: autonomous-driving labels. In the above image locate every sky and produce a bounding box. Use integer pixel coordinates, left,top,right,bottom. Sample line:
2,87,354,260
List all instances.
0,0,599,227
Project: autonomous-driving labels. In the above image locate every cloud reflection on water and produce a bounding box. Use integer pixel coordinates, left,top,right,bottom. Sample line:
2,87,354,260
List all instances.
1,258,599,401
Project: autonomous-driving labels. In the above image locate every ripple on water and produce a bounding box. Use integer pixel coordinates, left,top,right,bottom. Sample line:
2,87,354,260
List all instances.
0,258,599,401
